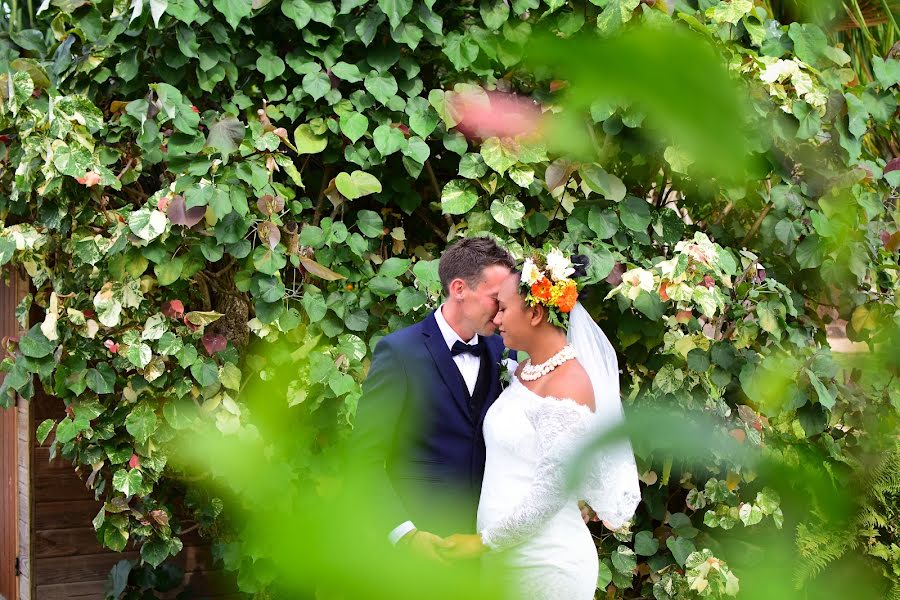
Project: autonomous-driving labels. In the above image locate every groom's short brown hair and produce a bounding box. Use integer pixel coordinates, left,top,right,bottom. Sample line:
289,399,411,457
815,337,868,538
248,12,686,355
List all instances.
439,236,514,295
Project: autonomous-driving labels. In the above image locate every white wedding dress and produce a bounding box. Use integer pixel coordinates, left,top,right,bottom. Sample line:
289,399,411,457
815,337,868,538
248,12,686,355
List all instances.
476,304,642,600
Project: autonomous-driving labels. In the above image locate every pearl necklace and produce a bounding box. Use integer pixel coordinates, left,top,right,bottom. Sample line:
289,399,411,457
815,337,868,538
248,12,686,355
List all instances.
520,345,577,381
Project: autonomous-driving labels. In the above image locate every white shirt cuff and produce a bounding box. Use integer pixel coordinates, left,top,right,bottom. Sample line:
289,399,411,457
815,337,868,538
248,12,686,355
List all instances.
388,520,416,545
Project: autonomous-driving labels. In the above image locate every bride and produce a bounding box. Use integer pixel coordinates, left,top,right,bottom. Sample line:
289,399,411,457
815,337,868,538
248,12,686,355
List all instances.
440,247,641,600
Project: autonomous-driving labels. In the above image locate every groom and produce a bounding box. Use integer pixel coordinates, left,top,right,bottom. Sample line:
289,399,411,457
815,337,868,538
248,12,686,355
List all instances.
350,237,515,561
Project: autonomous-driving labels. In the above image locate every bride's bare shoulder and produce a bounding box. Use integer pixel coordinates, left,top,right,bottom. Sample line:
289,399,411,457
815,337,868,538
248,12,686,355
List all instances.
543,360,595,412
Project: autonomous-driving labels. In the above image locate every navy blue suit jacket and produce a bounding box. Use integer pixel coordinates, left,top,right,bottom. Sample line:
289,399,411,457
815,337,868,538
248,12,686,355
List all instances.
350,310,507,538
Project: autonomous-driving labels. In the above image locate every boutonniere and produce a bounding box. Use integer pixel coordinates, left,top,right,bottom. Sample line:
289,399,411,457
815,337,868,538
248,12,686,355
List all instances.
498,348,513,389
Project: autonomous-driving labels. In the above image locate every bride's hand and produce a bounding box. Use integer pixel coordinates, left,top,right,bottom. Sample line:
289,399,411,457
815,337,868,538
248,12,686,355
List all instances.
439,533,489,561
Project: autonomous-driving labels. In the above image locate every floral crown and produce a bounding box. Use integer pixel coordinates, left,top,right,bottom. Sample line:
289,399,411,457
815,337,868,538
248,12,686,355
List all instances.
519,247,588,330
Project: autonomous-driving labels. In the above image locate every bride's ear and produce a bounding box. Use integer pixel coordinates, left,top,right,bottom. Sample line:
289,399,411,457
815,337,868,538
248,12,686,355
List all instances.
528,303,547,326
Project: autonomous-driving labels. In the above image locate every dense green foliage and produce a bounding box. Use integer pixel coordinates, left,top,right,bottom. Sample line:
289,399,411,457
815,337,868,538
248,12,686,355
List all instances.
1,0,898,597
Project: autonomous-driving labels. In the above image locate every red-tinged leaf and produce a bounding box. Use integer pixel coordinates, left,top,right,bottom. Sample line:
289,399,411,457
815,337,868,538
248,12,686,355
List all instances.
885,231,900,252
605,262,625,286
149,509,169,526
885,157,900,173
545,159,575,192
549,79,569,92
191,105,200,114
157,196,170,212
395,123,410,137
65,406,74,418
83,310,95,318
202,333,227,355
162,299,185,319
129,453,140,469
675,310,693,324
659,281,670,302
273,127,288,139
167,195,205,227
183,315,199,332
104,339,119,354
298,257,347,281
703,275,715,289
729,429,747,444
76,171,102,187
256,194,285,216
257,221,281,250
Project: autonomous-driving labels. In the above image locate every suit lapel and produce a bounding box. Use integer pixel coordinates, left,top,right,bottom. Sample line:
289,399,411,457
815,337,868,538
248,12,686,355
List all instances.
422,311,472,422
477,338,503,428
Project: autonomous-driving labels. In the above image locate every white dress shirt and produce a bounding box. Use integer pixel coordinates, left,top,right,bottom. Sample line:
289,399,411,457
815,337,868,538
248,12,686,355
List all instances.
388,304,482,545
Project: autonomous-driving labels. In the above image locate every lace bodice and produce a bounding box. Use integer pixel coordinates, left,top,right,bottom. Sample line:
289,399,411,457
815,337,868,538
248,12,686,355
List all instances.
478,376,641,552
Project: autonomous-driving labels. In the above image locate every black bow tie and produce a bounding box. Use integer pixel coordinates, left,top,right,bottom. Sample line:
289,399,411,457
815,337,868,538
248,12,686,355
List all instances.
451,340,484,357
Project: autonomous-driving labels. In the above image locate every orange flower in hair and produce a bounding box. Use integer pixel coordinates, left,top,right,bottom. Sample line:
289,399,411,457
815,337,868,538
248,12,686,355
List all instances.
557,282,578,313
531,277,552,302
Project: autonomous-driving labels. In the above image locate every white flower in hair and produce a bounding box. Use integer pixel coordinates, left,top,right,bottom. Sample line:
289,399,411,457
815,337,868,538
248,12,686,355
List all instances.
521,257,542,285
545,248,575,282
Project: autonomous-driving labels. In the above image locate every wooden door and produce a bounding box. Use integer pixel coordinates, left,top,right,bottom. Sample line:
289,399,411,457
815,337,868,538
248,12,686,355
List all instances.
0,266,24,600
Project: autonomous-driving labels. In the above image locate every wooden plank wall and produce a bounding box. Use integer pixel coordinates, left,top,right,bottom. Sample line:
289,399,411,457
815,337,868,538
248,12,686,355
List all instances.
16,396,30,600
1,265,26,600
31,391,243,599
0,382,16,600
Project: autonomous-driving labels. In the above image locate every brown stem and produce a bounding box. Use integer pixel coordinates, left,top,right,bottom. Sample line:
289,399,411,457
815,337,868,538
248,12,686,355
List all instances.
740,203,773,247
312,166,333,227
415,207,447,243
116,158,134,181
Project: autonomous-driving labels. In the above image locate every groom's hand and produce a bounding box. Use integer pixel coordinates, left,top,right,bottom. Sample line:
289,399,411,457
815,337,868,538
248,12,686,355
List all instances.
401,529,453,563
439,533,489,561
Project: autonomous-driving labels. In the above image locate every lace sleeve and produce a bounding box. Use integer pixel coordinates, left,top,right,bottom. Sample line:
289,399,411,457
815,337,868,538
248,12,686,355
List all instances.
479,398,593,551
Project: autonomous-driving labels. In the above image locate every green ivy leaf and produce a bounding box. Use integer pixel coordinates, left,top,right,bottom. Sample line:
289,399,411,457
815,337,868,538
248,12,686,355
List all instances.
873,56,900,88
335,170,383,199
596,0,639,35
125,402,158,444
480,137,517,175
441,179,479,215
788,22,829,68
634,530,659,556
396,287,426,313
112,468,144,497
212,0,252,30
364,72,399,105
128,208,168,242
281,0,311,26
805,368,836,409
490,196,525,230
619,196,652,232
581,164,626,201
252,246,288,275
332,61,363,82
256,53,285,81
339,112,369,143
86,363,117,394
378,0,412,28
205,116,246,157
373,123,405,156
666,536,696,567
20,324,56,358
706,0,752,24
190,358,219,387
36,419,56,444
611,545,637,574
356,210,384,238
368,276,403,297
302,70,331,100
480,0,509,29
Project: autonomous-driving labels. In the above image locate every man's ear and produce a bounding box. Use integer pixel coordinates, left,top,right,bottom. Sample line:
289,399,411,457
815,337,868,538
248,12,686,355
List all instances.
448,278,466,300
